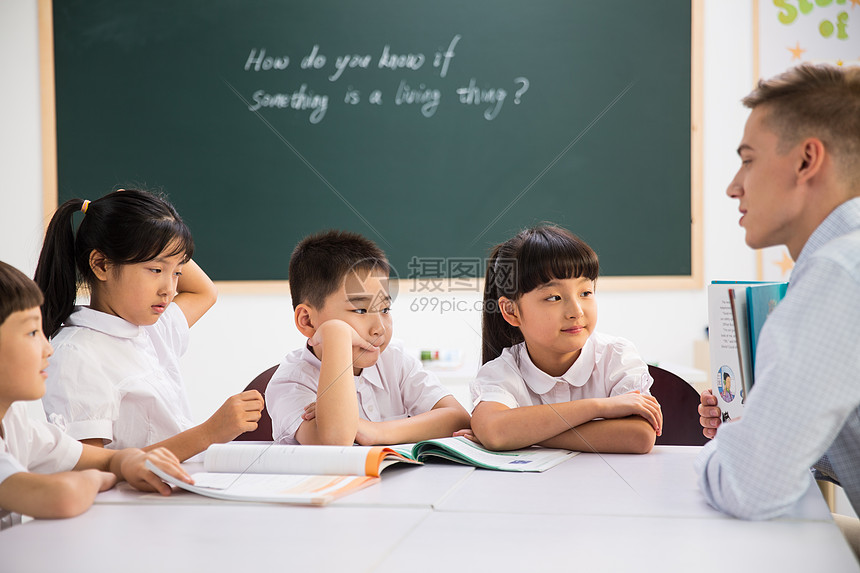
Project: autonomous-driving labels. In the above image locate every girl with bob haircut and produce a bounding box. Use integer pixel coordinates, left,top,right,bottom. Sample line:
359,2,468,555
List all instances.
469,225,662,453
34,189,263,461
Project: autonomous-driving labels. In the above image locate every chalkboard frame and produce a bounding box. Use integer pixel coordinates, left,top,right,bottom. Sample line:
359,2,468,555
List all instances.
38,0,703,293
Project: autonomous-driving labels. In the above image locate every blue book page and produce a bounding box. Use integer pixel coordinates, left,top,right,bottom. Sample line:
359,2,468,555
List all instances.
745,283,788,368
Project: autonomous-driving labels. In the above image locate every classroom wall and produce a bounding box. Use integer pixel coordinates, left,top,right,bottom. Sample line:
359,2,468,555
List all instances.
0,0,758,418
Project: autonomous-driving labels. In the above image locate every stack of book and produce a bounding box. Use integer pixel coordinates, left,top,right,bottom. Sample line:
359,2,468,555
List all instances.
707,281,788,421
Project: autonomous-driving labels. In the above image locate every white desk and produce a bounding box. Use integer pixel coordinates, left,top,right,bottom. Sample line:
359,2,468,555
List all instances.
0,447,856,573
435,446,832,520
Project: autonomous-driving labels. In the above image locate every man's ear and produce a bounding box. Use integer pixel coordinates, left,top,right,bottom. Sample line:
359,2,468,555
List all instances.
89,250,111,282
294,304,317,339
499,296,520,327
796,137,826,185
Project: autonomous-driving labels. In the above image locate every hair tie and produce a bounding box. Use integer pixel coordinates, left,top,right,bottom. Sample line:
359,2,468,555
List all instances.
81,200,90,214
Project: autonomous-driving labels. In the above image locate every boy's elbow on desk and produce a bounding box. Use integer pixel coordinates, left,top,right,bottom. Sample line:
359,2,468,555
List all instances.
10,472,101,520
296,421,355,447
44,479,95,519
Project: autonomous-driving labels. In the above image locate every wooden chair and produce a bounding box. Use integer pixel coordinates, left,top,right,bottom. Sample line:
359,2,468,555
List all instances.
233,365,278,441
648,365,708,446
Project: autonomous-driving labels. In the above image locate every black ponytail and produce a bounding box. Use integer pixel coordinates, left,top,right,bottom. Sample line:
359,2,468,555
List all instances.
481,244,524,364
34,199,87,338
480,224,599,364
34,189,194,337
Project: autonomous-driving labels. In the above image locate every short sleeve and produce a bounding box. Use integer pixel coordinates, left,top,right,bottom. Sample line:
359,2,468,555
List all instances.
0,404,83,529
0,450,26,530
43,340,119,443
149,302,190,358
600,337,653,397
265,362,320,445
0,453,27,487
470,354,523,409
1,403,83,477
396,351,451,416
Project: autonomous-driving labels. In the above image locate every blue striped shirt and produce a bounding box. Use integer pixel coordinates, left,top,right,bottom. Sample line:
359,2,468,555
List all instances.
696,197,860,519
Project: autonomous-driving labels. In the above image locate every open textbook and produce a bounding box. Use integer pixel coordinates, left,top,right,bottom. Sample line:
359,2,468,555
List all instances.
392,436,578,472
147,444,420,506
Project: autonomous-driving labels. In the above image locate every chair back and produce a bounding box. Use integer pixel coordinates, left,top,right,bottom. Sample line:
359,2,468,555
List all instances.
234,365,278,441
648,365,708,446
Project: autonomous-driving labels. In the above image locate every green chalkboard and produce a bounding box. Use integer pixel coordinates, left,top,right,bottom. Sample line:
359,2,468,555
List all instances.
52,0,694,282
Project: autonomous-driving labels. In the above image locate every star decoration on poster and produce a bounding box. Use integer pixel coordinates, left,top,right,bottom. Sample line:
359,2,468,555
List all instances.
787,41,806,60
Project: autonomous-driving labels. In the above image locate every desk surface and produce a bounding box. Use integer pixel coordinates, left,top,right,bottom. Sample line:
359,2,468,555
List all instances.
1,446,857,573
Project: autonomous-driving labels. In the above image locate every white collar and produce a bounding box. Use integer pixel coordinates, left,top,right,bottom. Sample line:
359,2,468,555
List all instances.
63,306,142,339
514,337,595,395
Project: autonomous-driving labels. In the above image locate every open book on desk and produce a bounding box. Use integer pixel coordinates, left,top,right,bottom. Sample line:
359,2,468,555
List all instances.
147,444,420,506
390,436,578,472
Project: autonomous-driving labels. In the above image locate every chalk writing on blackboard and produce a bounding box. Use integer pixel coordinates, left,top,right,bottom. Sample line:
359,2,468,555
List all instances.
241,35,529,124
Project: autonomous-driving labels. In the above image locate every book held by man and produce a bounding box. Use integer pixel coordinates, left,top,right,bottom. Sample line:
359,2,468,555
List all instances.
708,281,788,421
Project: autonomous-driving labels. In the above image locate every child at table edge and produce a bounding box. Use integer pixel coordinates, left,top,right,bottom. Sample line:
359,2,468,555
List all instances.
0,260,192,528
35,189,263,461
265,229,470,446
468,225,662,453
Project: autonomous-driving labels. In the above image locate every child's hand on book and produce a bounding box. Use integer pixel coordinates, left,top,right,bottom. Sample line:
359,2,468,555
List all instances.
602,392,663,436
113,447,192,496
452,428,482,445
699,390,723,439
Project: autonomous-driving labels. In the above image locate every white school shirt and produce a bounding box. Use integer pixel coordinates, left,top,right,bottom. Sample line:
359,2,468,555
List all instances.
470,332,653,409
0,401,83,529
42,304,195,450
266,339,452,445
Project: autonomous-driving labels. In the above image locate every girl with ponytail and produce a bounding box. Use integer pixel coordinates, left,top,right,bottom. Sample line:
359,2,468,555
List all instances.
35,189,263,461
470,225,662,453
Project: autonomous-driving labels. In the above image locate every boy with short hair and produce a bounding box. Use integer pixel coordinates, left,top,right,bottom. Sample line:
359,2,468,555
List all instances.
266,230,470,445
0,260,191,529
696,64,860,554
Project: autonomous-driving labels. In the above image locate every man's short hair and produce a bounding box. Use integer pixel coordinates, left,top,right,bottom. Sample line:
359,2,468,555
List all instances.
288,230,389,309
0,261,44,328
743,64,860,182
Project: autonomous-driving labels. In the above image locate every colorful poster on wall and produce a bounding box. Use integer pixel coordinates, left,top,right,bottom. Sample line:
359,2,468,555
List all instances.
756,0,859,281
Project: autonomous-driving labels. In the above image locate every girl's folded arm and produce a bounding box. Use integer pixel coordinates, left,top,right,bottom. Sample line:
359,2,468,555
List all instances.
538,416,656,454
470,399,603,451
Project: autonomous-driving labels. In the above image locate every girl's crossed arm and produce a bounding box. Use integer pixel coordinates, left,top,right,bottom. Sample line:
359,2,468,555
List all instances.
471,392,661,453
